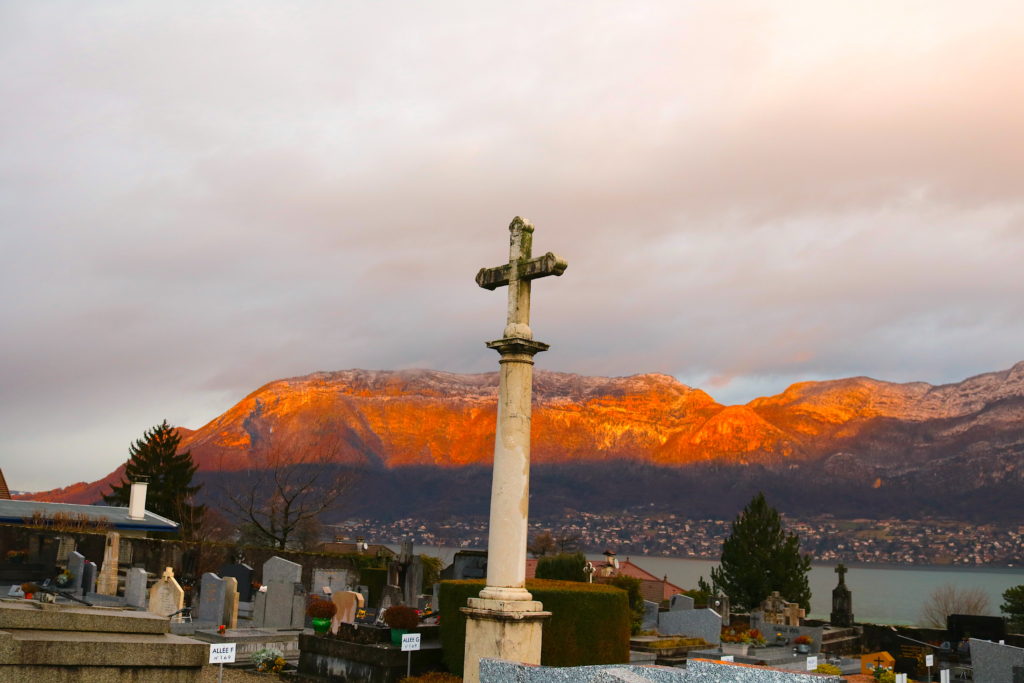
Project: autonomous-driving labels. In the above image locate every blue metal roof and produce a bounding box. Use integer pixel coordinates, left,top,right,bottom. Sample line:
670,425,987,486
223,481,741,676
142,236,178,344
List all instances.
0,499,179,532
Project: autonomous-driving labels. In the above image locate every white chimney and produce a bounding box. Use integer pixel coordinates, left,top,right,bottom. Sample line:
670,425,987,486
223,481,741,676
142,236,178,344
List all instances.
128,476,150,520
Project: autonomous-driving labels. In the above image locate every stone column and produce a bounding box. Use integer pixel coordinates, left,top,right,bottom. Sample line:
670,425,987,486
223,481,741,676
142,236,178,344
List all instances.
96,531,121,596
478,339,545,601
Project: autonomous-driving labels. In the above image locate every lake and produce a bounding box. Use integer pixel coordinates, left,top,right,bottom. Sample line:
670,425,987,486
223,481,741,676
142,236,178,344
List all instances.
408,545,1024,626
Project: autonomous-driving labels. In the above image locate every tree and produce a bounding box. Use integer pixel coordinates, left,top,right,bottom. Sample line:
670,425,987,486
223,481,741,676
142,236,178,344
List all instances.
528,531,556,558
920,583,991,628
535,552,587,582
1001,584,1024,632
609,574,645,635
103,420,204,538
220,449,353,550
710,492,811,611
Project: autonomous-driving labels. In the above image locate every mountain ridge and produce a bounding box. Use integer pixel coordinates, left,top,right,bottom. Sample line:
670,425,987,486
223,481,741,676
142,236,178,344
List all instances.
27,362,1024,519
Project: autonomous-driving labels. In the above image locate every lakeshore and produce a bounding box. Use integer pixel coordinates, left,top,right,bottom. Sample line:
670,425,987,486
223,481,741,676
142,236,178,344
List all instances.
408,544,1024,626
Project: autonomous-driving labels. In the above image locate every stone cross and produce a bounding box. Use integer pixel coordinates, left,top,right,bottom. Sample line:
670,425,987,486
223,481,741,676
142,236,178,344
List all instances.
476,216,567,343
835,563,847,585
473,217,567,602
463,217,564,683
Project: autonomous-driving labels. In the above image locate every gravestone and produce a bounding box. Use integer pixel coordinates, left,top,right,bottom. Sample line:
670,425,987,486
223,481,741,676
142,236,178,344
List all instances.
375,585,404,624
253,556,304,628
709,594,730,627
642,600,660,631
403,556,424,606
312,568,354,595
222,576,240,629
356,585,370,606
197,573,227,624
218,562,254,602
148,567,185,617
760,591,804,626
830,564,854,627
331,591,363,633
67,551,85,594
124,568,148,608
669,594,694,611
431,584,440,613
96,531,120,595
658,608,722,644
82,561,98,595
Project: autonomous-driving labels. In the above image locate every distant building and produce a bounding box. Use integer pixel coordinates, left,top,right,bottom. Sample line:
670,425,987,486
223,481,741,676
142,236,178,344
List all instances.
525,552,685,603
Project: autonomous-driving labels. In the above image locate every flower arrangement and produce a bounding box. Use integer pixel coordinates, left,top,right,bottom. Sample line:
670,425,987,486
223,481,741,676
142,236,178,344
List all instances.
20,582,39,597
54,570,74,587
815,663,842,675
6,549,28,563
720,627,766,645
252,647,286,673
382,605,419,630
307,597,337,619
793,635,813,645
356,608,367,620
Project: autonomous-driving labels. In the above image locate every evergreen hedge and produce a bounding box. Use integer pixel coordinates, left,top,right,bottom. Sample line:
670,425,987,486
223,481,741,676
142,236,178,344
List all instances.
439,579,630,676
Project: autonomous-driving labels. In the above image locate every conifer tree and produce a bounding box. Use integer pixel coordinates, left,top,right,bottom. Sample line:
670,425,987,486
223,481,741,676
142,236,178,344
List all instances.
103,420,204,538
710,492,811,611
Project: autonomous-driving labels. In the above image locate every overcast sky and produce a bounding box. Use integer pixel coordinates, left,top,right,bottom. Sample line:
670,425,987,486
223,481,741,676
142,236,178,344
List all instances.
2,1,1023,491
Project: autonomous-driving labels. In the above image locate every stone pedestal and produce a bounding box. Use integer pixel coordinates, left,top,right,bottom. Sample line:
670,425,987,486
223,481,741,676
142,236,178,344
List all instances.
462,597,550,683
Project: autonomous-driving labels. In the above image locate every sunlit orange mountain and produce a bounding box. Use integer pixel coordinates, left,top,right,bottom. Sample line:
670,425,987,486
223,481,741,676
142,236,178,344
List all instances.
30,363,1024,519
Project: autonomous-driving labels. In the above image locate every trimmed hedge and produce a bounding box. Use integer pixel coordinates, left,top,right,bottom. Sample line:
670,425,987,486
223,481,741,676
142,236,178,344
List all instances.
439,579,630,676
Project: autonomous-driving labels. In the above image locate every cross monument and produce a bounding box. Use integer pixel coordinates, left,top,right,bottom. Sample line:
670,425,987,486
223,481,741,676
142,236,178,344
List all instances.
461,217,566,683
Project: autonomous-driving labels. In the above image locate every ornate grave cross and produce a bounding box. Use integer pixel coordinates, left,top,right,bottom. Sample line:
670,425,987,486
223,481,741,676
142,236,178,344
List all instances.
476,216,567,344
835,563,848,585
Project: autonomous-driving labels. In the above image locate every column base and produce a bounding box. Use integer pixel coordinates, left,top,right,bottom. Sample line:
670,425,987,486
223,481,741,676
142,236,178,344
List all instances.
461,598,551,683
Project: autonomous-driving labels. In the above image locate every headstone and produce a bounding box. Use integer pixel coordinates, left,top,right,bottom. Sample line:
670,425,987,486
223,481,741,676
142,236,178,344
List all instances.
669,594,694,611
312,568,353,595
658,607,722,645
82,561,97,595
375,585,404,624
56,536,77,562
403,556,423,607
263,556,302,585
253,556,304,628
431,584,440,613
222,576,240,629
197,573,227,624
96,531,120,595
642,600,660,631
67,551,85,594
331,591,363,632
710,594,730,627
218,562,254,602
356,585,370,606
148,567,185,617
759,591,804,626
124,568,148,608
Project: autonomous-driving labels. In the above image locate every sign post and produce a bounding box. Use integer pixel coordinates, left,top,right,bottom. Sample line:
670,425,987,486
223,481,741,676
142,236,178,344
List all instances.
925,653,934,682
209,643,236,683
401,632,421,678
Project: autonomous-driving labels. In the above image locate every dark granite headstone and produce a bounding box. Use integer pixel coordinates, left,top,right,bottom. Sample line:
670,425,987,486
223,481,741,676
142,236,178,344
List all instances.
830,563,854,627
218,562,254,602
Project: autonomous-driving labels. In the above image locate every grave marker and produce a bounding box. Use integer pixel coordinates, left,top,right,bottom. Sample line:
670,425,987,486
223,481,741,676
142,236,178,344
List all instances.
148,567,185,617
124,567,148,608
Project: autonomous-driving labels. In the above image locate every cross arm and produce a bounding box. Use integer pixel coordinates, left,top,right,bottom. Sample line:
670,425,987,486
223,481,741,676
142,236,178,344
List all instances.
475,252,568,290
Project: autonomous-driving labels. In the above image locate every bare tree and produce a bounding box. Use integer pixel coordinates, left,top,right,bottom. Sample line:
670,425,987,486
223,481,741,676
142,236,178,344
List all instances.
219,450,353,550
920,583,992,628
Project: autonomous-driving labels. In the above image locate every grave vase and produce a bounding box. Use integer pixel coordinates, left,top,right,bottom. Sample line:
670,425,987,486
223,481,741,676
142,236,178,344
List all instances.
390,628,408,647
311,617,331,634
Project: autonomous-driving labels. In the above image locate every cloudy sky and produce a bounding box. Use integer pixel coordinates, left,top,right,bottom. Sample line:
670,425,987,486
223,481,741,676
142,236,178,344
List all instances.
2,1,1023,491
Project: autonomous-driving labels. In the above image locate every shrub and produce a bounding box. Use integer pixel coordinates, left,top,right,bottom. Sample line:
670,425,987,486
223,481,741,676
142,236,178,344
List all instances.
535,552,587,582
440,579,630,676
307,596,337,619
815,663,841,675
383,605,420,630
608,575,644,634
793,635,813,645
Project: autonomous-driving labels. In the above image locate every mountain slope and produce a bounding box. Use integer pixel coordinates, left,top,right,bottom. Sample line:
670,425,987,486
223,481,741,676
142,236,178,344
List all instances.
30,363,1024,516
